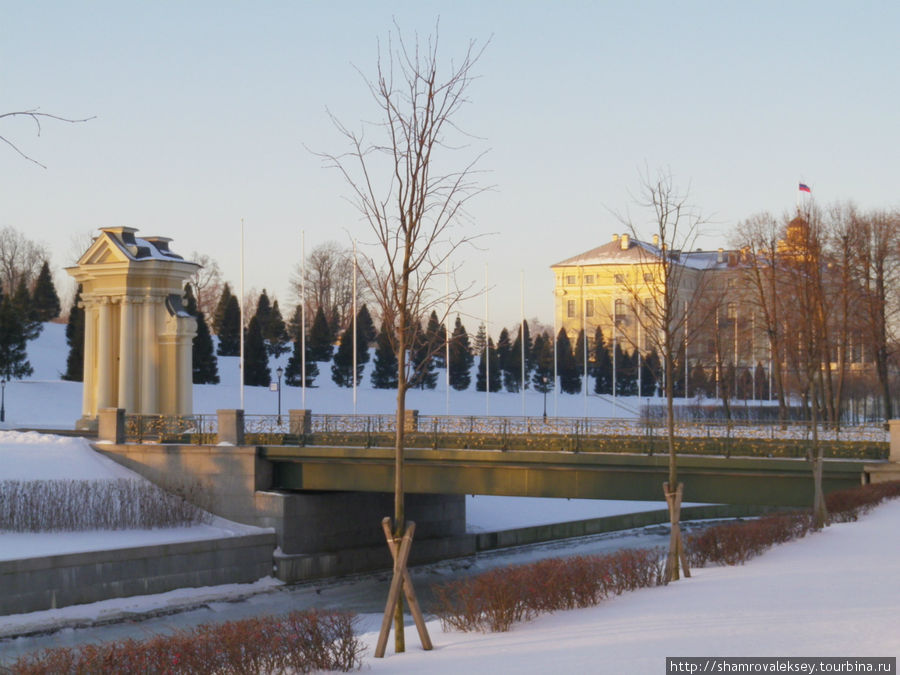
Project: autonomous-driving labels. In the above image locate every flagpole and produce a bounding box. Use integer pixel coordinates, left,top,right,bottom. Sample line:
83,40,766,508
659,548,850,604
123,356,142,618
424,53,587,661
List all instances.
684,299,689,400
521,270,526,418
446,261,450,416
301,230,306,410
485,263,490,416
240,218,245,411
352,239,357,415
553,304,558,417
581,269,587,417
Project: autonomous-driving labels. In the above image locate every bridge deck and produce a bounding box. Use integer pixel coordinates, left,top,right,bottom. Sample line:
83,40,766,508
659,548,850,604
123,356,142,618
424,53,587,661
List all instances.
263,446,872,507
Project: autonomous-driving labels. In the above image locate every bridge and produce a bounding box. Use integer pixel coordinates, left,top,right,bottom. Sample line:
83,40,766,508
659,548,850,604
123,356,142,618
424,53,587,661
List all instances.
263,445,868,508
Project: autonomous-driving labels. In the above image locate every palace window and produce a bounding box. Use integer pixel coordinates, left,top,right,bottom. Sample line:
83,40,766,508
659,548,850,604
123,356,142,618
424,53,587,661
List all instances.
644,272,653,282
567,300,576,318
614,273,625,284
585,299,595,317
584,274,594,284
566,275,576,285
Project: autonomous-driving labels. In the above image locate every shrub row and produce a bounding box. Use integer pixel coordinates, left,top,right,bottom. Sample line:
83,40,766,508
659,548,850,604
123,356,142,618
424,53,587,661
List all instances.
4,610,363,674
0,479,210,532
435,481,900,634
432,547,664,632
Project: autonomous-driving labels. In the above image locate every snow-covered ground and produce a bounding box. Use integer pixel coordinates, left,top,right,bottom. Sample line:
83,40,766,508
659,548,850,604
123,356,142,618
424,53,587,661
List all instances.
358,500,900,672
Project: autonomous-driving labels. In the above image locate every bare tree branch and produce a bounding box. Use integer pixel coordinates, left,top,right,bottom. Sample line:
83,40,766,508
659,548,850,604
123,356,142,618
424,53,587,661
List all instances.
1,109,95,168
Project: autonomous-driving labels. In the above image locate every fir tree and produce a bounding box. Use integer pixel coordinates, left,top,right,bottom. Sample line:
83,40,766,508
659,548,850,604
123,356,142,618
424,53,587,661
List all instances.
556,329,581,394
264,299,291,357
243,316,270,386
448,316,473,391
410,319,437,389
476,337,502,392
331,325,363,387
641,349,661,397
12,278,41,341
0,295,33,379
614,344,638,396
371,321,398,389
216,294,241,356
592,327,613,395
357,304,377,347
496,328,514,392
284,335,318,387
506,321,534,393
471,323,486,356
573,329,587,393
531,333,554,394
63,285,84,382
754,362,769,401
287,304,303,342
308,306,334,362
31,261,61,322
254,289,272,330
689,362,712,398
422,311,446,368
212,283,233,335
184,284,219,385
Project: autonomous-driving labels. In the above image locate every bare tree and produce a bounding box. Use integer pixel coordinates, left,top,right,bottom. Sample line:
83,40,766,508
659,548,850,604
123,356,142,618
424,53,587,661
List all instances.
319,22,488,654
290,241,365,332
1,109,94,168
616,168,708,582
0,226,50,293
189,252,223,319
851,207,900,420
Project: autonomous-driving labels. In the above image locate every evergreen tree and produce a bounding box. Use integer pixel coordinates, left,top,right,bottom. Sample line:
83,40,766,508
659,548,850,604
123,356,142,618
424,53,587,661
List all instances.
212,283,233,335
448,316,473,391
496,328,514,392
476,337,502,392
671,344,686,398
754,362,769,401
371,321,398,389
264,299,291,357
308,306,334,362
506,321,534,393
641,349,661,397
592,327,613,395
284,335,318,387
331,325,363,387
573,329,587,393
216,294,241,356
0,295,33,379
556,329,581,394
531,333,554,394
614,344,638,396
63,285,84,382
287,304,303,342
409,319,437,389
471,323,486,356
184,284,219,385
254,289,272,330
243,316,270,386
689,361,712,398
357,304,377,346
423,311,446,368
12,278,41,341
31,261,61,322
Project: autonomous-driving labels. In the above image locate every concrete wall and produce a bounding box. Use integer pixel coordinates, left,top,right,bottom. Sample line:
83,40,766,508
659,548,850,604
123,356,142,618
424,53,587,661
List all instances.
0,533,275,616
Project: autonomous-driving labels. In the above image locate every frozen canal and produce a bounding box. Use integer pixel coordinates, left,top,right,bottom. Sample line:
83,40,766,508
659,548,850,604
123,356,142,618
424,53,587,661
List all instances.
0,519,713,662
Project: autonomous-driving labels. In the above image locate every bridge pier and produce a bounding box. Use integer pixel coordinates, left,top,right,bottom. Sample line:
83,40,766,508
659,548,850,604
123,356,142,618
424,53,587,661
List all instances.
94,440,469,582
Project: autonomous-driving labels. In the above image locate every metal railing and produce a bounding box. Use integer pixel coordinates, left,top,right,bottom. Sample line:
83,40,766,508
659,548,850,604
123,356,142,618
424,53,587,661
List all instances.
124,414,217,444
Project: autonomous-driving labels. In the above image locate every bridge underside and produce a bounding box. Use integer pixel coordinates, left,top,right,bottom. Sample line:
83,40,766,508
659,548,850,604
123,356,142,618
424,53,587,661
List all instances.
264,446,869,508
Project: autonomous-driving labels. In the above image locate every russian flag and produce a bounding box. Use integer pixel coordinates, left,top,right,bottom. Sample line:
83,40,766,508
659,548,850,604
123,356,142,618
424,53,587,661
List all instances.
799,183,811,193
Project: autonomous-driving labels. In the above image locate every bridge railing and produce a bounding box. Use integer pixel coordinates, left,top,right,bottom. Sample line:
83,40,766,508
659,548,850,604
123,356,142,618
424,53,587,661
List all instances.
124,414,217,444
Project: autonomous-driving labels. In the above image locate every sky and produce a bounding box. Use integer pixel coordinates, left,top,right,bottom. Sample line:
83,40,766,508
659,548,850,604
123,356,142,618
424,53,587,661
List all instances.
3,1,899,331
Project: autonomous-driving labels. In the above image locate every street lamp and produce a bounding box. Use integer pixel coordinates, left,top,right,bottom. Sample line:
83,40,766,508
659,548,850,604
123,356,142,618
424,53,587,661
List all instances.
276,366,284,426
0,378,5,423
542,376,548,420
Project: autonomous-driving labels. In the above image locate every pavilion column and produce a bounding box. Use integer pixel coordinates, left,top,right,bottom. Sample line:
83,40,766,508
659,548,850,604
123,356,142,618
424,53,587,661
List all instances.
117,296,136,412
141,297,159,414
82,300,97,417
96,296,114,410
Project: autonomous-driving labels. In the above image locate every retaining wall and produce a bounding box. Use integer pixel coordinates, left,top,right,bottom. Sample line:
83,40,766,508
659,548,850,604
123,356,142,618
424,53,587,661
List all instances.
0,532,275,617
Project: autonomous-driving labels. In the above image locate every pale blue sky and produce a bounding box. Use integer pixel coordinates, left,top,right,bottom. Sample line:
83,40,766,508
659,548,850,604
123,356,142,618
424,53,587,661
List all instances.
3,1,898,331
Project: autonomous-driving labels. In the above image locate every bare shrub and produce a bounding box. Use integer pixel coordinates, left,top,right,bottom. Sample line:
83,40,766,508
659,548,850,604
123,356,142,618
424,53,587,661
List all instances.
3,609,363,674
0,479,211,532
826,480,900,522
433,547,665,633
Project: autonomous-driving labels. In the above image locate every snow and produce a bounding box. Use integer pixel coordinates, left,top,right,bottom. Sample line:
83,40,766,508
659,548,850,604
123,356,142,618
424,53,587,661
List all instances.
466,495,671,531
359,501,900,672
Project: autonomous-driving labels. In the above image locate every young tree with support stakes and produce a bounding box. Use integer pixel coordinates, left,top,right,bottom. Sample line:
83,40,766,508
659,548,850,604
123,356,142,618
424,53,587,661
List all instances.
319,22,489,656
616,168,710,582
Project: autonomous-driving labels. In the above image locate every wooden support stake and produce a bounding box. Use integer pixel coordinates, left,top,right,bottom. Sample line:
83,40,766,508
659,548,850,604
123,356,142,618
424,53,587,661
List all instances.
663,481,691,581
374,517,432,658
